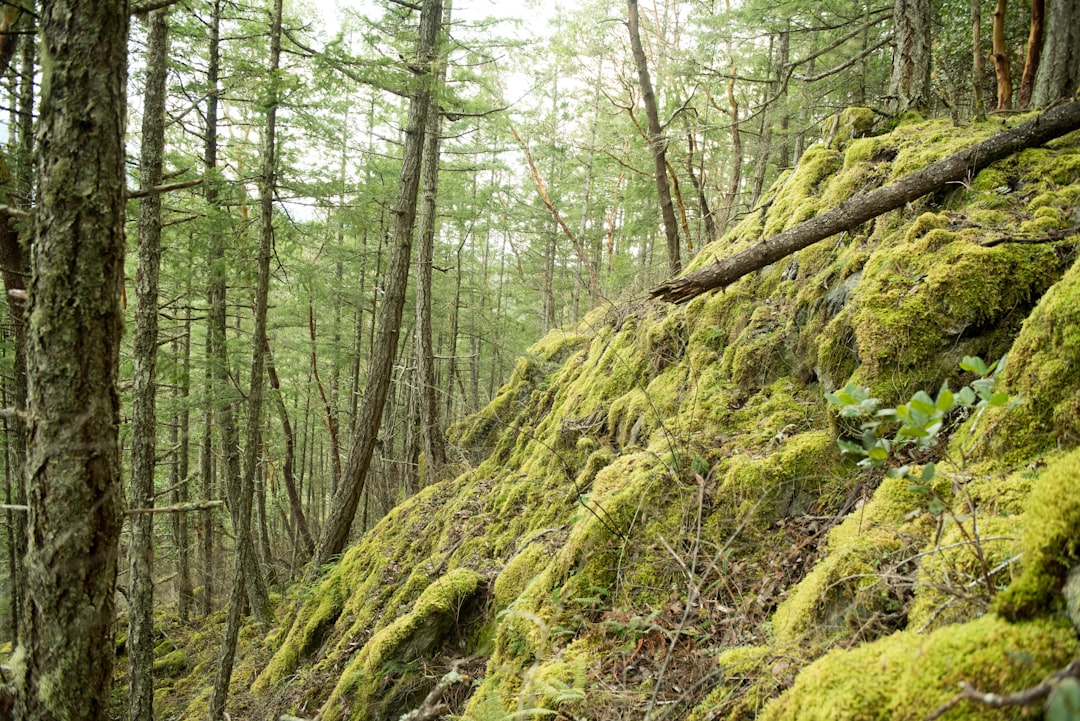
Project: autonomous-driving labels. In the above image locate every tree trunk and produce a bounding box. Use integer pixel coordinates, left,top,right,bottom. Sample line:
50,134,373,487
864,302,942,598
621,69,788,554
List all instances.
1031,0,1080,107
991,0,1013,110
14,0,127,713
972,0,987,119
627,0,681,275
127,10,169,721
1018,0,1044,109
415,3,449,485
266,339,315,555
889,0,933,111
650,100,1080,304
172,310,194,621
311,0,443,570
209,0,283,712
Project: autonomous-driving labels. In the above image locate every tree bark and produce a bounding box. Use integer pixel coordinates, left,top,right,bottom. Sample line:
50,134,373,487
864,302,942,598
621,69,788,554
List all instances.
1031,0,1080,107
627,0,681,275
15,0,127,714
1018,0,1044,108
172,310,194,620
127,9,169,721
651,100,1080,304
972,0,987,119
889,0,933,111
991,0,1013,110
415,0,449,485
198,0,222,619
311,0,443,571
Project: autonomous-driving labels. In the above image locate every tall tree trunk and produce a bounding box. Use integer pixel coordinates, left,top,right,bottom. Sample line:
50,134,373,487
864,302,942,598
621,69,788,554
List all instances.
991,0,1013,110
198,0,222,620
201,0,270,624
14,0,127,713
889,0,933,111
1018,0,1044,108
312,0,443,569
972,0,987,119
127,9,169,721
1031,0,1080,106
209,0,283,712
172,310,194,620
627,0,681,275
414,2,449,485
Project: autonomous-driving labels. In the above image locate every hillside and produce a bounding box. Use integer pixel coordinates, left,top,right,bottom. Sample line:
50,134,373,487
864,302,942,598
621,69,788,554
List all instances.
151,110,1080,721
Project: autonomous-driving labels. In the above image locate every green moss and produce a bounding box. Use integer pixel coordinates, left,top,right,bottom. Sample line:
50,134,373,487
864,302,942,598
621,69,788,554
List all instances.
968,259,1080,461
321,568,484,721
994,447,1080,621
761,615,1078,721
153,649,189,677
771,475,939,644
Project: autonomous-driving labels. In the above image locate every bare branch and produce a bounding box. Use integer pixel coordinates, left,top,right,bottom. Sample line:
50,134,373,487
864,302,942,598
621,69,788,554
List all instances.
126,177,203,199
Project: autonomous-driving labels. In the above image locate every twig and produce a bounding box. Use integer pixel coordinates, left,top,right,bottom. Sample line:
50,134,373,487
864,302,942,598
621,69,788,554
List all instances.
398,663,472,721
927,657,1080,720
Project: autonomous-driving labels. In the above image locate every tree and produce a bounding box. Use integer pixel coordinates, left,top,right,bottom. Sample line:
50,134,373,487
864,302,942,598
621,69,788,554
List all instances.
1031,0,1080,106
127,8,170,721
627,0,681,275
13,0,128,716
889,0,933,111
312,0,444,569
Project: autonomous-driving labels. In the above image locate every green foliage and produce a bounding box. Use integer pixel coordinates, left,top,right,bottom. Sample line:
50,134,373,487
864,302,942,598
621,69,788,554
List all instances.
826,355,1015,485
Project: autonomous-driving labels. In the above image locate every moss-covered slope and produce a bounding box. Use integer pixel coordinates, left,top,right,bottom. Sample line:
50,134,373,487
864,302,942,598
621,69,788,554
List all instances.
161,112,1080,721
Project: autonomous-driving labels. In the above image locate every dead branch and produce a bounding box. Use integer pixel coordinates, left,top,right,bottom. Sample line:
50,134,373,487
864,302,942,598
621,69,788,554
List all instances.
126,177,203,199
398,663,472,721
980,224,1080,247
507,121,605,301
651,100,1080,304
927,657,1080,720
0,204,29,220
127,500,224,515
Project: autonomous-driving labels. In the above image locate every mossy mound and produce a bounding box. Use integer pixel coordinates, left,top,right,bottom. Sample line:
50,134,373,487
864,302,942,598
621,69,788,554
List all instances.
155,116,1080,721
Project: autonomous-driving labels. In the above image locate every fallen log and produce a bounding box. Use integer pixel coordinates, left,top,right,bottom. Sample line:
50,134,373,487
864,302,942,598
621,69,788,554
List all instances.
650,100,1080,304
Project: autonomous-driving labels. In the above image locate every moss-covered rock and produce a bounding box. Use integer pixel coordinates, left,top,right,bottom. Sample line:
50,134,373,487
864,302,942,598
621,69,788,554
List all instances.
761,615,1078,721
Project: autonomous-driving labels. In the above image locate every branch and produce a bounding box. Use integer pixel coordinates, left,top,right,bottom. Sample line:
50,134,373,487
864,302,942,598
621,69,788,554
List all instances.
130,0,181,15
399,664,472,721
794,34,892,82
927,658,1080,720
127,500,224,515
650,100,1080,304
980,224,1080,247
0,204,29,220
507,121,605,301
126,177,203,199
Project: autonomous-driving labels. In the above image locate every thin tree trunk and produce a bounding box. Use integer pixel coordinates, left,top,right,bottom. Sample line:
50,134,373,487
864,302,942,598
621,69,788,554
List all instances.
1018,0,1044,108
627,0,681,275
127,10,169,721
172,308,194,620
266,339,315,556
415,2,449,485
651,100,1080,303
14,0,127,712
972,0,987,120
209,0,283,712
311,0,444,570
991,0,1012,110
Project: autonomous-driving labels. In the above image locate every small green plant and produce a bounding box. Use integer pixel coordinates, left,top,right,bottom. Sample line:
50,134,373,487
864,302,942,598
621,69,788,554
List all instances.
826,355,1016,482
826,356,1020,604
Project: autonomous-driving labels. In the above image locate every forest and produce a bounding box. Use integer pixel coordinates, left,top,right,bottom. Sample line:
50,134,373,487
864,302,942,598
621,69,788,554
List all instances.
0,0,1079,718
